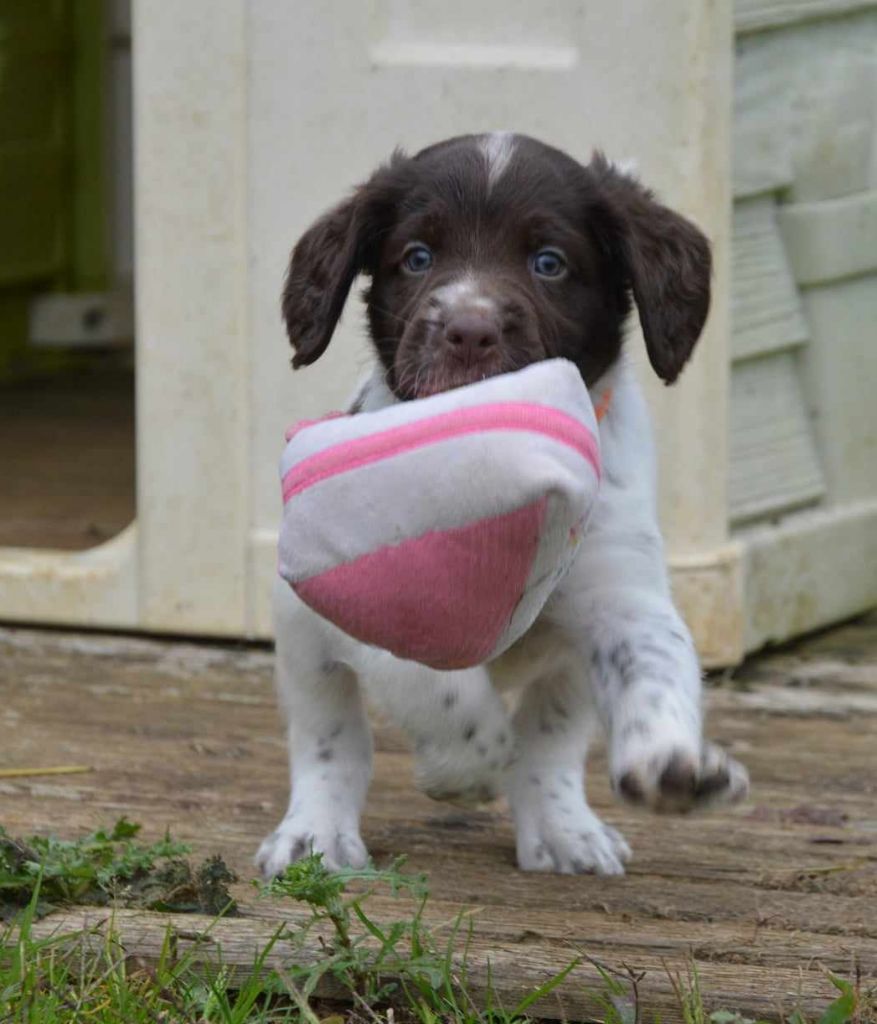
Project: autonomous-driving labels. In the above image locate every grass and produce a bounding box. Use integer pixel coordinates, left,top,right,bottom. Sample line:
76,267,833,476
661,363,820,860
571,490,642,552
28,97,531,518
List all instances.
0,818,237,919
1,822,874,1024
1,877,292,1023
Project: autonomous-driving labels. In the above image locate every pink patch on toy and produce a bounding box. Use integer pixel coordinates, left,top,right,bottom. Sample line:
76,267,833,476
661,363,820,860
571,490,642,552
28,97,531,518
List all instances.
282,401,599,502
295,498,547,670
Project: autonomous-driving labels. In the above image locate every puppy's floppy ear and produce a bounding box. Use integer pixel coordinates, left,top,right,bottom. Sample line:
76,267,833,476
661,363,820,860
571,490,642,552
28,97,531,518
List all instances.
282,198,362,368
282,154,407,368
586,154,712,384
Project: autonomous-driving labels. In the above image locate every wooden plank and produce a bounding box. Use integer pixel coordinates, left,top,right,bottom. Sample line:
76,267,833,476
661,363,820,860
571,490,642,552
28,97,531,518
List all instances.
2,620,876,1020
28,905,868,1024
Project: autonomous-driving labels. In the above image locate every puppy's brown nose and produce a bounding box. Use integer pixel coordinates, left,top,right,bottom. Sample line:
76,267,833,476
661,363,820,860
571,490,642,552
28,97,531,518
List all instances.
444,312,499,363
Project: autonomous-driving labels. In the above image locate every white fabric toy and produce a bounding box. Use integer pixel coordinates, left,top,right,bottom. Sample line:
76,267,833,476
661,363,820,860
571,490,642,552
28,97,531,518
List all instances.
278,359,601,669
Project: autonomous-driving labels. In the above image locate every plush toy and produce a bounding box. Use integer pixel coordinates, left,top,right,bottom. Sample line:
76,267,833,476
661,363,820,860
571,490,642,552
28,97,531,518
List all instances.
278,359,601,670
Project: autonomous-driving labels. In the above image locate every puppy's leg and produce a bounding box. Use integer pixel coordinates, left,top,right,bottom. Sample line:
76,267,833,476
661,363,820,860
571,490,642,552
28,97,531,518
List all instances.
508,664,631,875
257,580,372,877
551,575,749,816
582,591,748,812
550,369,748,819
361,660,515,806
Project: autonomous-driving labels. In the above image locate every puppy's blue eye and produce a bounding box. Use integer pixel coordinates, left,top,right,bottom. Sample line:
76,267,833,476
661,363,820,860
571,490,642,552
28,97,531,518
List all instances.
531,248,567,278
402,244,433,274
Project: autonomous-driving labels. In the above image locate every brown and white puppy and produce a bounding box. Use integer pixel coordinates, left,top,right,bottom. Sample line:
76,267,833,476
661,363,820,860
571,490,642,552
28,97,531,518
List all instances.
258,133,747,877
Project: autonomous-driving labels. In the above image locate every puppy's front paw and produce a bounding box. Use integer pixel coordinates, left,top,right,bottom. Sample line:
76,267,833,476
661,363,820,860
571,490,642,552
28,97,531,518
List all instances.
613,738,749,814
256,815,368,878
516,807,631,876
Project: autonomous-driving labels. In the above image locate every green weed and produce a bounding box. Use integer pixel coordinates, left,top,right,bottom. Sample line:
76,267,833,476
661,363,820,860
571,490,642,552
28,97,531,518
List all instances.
0,818,237,919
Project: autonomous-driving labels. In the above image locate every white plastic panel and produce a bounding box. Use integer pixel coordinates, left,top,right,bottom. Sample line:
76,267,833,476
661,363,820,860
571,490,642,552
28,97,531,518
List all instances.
729,352,825,525
731,195,809,360
247,0,733,624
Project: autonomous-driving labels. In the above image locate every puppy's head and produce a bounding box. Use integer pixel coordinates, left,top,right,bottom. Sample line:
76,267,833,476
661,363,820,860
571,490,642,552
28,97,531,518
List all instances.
282,133,711,398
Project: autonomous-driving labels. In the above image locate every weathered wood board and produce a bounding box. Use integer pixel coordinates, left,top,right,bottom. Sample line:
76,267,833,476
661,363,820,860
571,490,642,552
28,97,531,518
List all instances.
1,617,875,1020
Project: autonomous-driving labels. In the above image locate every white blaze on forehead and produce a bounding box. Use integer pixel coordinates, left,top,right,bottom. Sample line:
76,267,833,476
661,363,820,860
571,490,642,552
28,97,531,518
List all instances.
479,131,516,193
431,275,498,315
611,157,640,179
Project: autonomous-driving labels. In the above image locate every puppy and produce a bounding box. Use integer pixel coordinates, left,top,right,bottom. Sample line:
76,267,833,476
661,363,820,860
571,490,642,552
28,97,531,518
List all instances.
257,133,748,877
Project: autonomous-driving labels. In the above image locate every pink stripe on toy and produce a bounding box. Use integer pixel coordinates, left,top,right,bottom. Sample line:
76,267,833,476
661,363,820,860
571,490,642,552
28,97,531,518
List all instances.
284,411,347,442
282,402,599,503
295,498,547,670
